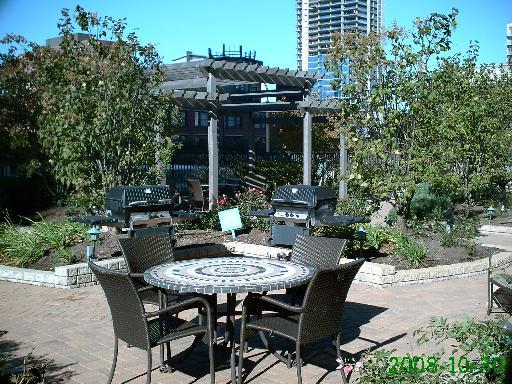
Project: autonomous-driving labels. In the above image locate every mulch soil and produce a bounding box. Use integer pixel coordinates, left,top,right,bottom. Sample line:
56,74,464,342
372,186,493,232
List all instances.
23,206,509,271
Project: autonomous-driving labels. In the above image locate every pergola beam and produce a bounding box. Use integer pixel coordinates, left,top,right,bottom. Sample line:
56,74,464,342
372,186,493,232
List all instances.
228,90,305,100
220,102,297,113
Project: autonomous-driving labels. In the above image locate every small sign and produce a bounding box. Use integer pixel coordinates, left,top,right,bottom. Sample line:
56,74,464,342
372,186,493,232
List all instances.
218,207,243,238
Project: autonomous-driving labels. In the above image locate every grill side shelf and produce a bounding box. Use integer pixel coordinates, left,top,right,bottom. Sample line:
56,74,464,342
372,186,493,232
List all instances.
320,215,370,227
69,215,119,226
248,209,274,218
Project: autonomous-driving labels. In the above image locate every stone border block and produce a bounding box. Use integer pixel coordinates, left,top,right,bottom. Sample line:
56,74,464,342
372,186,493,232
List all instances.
2,241,512,289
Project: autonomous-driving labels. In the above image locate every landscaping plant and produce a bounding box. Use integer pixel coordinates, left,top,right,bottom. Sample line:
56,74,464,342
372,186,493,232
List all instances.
347,316,512,384
198,189,270,231
0,217,87,267
356,224,427,267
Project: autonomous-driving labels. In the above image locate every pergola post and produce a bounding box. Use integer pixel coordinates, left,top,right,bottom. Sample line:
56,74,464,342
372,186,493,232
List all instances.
303,110,312,185
265,120,270,153
339,131,348,200
207,73,218,210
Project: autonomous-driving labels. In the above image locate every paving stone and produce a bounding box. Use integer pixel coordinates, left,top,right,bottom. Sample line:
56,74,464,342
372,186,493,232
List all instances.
1,268,511,383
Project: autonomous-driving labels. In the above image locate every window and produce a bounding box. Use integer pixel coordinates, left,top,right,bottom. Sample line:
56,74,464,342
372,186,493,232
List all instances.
193,135,208,146
194,111,209,127
223,115,241,129
254,112,267,129
223,135,247,153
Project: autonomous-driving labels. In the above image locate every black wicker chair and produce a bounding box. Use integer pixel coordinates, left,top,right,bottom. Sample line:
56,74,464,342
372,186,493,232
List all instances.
286,235,347,304
89,261,215,384
487,253,512,315
237,258,364,384
290,235,347,268
118,235,177,306
118,235,218,342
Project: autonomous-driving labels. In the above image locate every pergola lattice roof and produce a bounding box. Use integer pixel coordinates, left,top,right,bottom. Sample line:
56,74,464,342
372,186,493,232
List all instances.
162,60,340,115
164,59,322,89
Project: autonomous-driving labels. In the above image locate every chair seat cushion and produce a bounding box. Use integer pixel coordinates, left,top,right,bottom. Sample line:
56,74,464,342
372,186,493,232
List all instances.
246,314,300,342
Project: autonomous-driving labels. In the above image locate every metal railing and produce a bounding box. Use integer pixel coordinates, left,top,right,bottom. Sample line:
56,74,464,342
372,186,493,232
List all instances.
166,151,340,190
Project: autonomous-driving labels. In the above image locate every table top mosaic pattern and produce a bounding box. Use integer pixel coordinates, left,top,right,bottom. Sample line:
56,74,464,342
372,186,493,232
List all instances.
144,256,315,294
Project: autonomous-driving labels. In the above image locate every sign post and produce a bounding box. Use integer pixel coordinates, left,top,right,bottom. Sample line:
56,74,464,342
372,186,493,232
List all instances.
218,207,243,238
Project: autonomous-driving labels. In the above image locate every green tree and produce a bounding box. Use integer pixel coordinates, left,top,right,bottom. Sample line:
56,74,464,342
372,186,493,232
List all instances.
36,6,179,206
419,52,512,204
0,35,43,173
327,9,512,217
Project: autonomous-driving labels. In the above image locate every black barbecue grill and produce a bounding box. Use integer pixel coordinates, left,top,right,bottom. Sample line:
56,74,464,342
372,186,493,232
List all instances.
105,185,176,231
71,185,179,241
251,184,369,246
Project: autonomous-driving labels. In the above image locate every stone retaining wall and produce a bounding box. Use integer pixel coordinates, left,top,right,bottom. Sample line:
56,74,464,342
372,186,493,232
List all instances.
356,251,512,287
1,241,510,289
0,243,230,289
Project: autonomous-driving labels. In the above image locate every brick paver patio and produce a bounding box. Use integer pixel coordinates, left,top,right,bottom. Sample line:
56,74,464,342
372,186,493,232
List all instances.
1,270,508,384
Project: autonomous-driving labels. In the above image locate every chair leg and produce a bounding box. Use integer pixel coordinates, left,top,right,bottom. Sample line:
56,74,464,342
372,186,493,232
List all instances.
296,342,302,384
488,281,493,315
146,349,152,384
237,314,247,384
166,343,173,373
335,333,341,359
287,340,293,369
107,337,118,384
209,333,215,384
336,333,348,384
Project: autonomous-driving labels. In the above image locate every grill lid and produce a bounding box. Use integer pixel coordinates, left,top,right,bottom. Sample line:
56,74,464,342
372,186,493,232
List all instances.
106,185,174,208
271,185,337,208
105,185,176,225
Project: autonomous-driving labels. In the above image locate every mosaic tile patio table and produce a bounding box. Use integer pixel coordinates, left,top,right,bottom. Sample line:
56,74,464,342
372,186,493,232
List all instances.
144,256,316,383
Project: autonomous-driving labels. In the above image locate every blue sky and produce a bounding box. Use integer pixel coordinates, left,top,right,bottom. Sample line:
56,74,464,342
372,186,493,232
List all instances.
0,0,510,68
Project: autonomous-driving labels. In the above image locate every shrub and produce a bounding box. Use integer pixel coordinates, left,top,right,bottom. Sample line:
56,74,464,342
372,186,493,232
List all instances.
393,233,426,267
198,189,270,231
385,207,397,227
252,160,302,198
440,232,458,247
362,225,389,250
0,217,87,267
335,196,379,217
353,316,512,384
410,182,451,220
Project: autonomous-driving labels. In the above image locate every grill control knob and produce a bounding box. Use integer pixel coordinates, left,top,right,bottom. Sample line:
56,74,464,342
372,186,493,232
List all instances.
285,212,289,217
296,214,299,218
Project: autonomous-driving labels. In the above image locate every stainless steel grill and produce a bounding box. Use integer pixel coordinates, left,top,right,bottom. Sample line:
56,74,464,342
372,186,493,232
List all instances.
252,185,369,246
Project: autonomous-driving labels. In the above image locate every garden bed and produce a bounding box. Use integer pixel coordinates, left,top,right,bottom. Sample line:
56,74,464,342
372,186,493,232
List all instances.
0,206,506,272
26,225,500,272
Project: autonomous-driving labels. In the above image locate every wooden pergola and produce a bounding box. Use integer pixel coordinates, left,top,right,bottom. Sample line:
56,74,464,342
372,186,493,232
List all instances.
162,59,347,209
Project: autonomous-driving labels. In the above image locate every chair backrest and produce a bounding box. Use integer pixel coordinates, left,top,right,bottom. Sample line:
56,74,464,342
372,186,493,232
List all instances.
118,235,174,275
291,235,347,269
299,258,364,344
89,261,150,349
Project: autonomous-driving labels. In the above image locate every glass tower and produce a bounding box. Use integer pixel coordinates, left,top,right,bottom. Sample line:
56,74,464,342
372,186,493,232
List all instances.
296,0,384,99
507,22,512,64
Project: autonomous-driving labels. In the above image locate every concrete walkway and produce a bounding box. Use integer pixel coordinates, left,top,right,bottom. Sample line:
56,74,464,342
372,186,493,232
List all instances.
1,273,509,384
0,229,510,383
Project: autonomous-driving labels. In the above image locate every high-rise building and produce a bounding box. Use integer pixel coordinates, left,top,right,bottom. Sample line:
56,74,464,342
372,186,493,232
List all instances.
296,0,384,98
507,22,512,64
